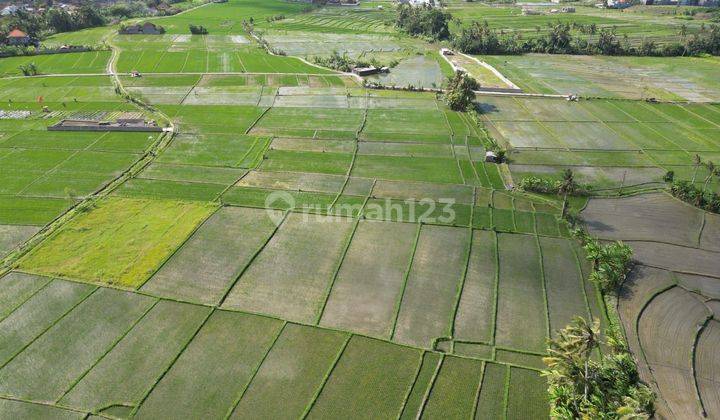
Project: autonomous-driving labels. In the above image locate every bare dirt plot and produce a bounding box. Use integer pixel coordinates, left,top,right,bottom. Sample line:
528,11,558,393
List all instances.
142,207,280,305
495,233,548,354
583,193,704,247
223,213,354,324
639,287,710,419
421,356,483,419
628,241,720,279
393,225,470,349
60,301,211,414
229,324,347,420
320,220,417,339
454,230,497,344
307,336,422,419
696,319,720,419
0,272,51,319
0,288,155,402
237,170,347,195
0,280,95,367
0,399,82,419
134,311,284,419
0,225,40,258
540,237,591,336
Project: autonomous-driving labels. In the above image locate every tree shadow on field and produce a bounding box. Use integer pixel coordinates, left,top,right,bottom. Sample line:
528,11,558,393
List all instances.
475,103,498,115
583,219,615,235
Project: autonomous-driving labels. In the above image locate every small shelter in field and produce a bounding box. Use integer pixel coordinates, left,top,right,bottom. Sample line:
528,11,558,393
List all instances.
6,29,32,46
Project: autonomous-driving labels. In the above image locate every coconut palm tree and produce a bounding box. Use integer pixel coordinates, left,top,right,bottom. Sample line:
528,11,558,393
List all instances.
702,161,716,195
692,154,702,184
558,169,577,219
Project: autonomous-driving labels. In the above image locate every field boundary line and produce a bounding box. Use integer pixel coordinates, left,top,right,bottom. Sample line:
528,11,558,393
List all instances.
569,243,596,324
0,286,100,371
244,106,272,135
397,351,430,420
315,181,375,324
696,211,706,248
217,211,289,307
390,222,423,340
0,396,91,417
56,298,160,403
691,315,712,418
178,75,203,105
0,276,53,324
414,353,444,420
534,234,551,340
630,282,678,416
490,230,500,346
129,307,215,417
299,333,352,419
470,361,487,419
449,195,476,348
502,364,511,419
223,321,288,420
136,204,222,291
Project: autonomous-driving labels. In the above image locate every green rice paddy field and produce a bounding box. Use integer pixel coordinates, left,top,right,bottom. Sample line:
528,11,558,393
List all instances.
1,0,718,417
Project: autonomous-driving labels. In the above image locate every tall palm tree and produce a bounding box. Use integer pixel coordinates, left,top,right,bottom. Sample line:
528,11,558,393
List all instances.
702,161,716,195
692,154,702,184
558,169,576,219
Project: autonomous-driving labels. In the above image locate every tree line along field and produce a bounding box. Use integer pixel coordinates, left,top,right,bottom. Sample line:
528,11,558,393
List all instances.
444,0,707,45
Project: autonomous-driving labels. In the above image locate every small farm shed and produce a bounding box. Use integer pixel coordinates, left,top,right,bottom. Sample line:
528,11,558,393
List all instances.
6,29,31,46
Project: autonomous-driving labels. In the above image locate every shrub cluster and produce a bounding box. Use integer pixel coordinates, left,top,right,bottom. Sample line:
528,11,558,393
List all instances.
189,24,209,35
670,180,720,213
574,230,633,293
395,3,451,40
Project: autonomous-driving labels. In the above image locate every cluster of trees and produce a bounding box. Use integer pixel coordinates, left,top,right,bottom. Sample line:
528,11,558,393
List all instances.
445,70,477,111
453,20,720,56
1,0,196,40
1,6,104,39
395,3,451,40
668,155,719,213
544,317,655,419
189,24,209,35
575,229,633,293
671,181,720,213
